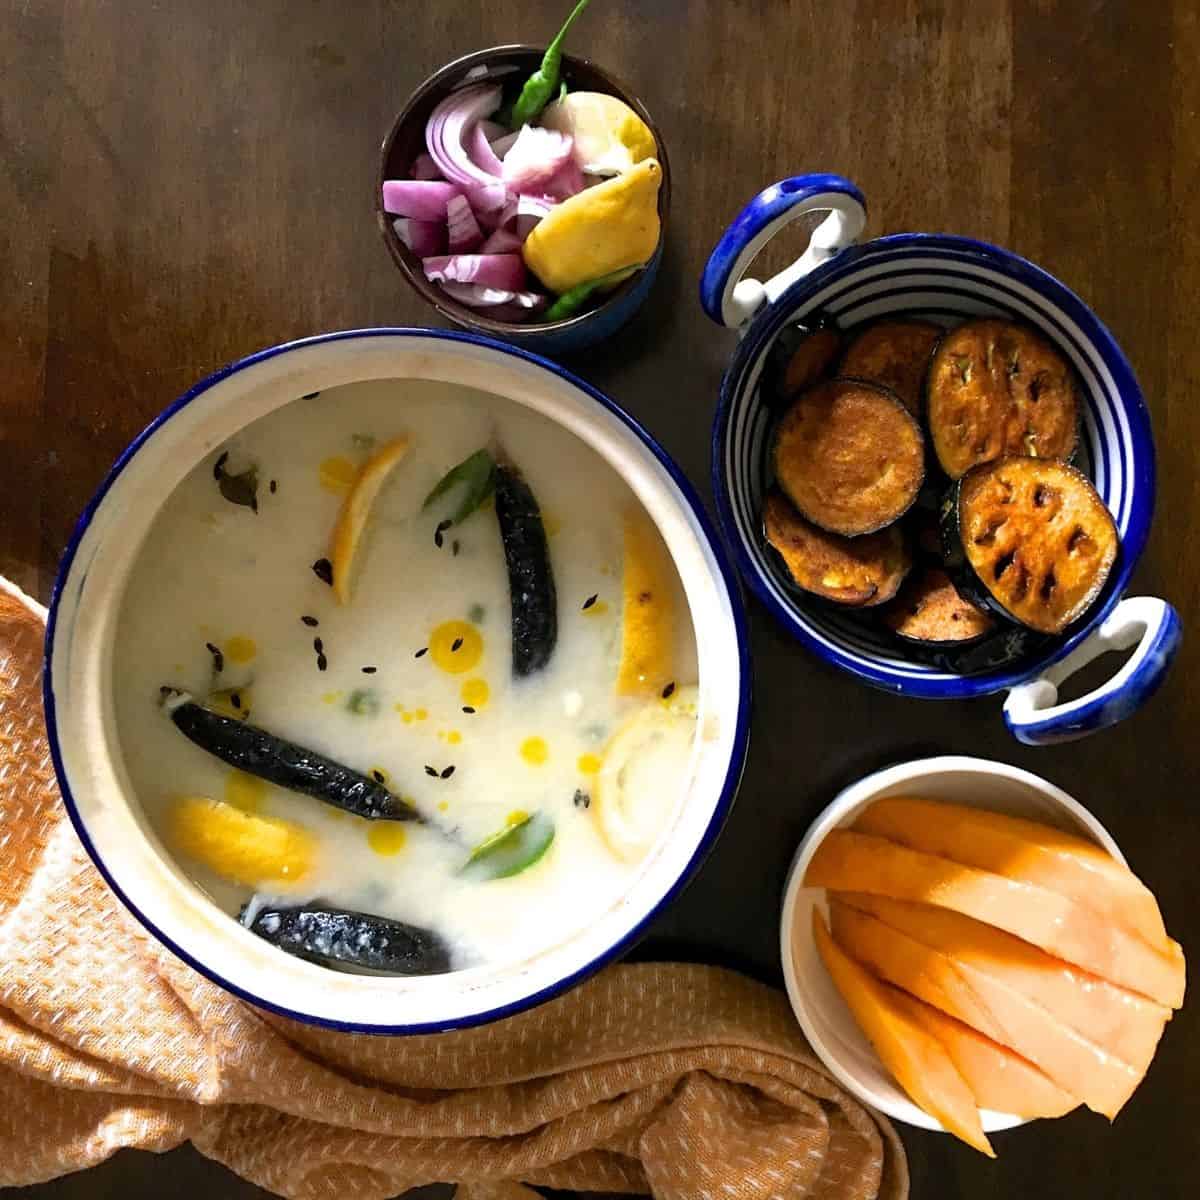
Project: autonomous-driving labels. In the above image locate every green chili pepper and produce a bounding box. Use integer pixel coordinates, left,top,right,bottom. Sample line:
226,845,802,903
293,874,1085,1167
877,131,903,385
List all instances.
510,0,592,128
542,264,643,322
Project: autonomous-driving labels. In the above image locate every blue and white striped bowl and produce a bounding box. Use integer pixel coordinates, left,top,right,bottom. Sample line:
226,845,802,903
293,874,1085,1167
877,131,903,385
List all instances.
702,174,1181,744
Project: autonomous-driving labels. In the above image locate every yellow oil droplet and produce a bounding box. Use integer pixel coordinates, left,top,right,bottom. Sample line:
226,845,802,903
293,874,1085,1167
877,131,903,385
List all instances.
224,771,267,813
577,752,602,776
437,800,450,813
429,620,483,673
319,455,358,493
520,736,549,766
461,677,490,708
507,809,530,826
322,690,344,705
584,601,610,617
367,823,407,857
224,635,257,664
543,512,562,537
401,711,414,725
415,707,428,721
172,662,185,673
446,730,462,746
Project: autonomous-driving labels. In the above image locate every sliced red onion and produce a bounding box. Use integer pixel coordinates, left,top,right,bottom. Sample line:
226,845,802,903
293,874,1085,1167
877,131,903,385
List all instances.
501,124,575,190
426,83,504,188
480,227,524,253
467,121,505,178
382,180,462,220
490,131,520,158
393,217,445,258
438,281,548,312
446,194,483,252
539,156,585,200
464,182,511,229
411,153,442,181
422,253,527,291
516,194,554,238
479,119,508,143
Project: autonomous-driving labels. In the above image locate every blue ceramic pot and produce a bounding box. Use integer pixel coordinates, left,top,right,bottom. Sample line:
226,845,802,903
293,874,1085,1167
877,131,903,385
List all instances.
703,174,1181,745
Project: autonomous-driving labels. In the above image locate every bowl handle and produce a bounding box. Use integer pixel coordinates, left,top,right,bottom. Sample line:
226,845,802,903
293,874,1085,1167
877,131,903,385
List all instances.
700,174,867,329
1003,597,1182,745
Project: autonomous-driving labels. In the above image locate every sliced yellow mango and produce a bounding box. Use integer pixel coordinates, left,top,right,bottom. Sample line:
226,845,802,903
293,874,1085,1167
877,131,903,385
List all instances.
169,795,315,886
522,159,662,295
853,796,1172,953
329,436,411,604
813,909,994,1156
895,991,1079,1119
805,830,1185,1008
616,511,675,697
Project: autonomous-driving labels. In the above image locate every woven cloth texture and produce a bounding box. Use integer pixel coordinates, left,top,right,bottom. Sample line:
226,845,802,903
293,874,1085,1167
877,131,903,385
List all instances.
0,579,907,1199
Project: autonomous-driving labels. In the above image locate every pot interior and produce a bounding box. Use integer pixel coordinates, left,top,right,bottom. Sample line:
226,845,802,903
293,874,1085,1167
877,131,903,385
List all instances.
48,330,747,1031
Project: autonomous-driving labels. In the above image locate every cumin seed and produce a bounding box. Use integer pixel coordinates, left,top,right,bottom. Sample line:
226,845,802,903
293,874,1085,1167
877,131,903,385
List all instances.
312,558,334,586
301,391,321,400
451,636,463,652
316,653,328,671
301,615,319,627
361,666,377,674
462,705,476,714
661,681,676,699
313,637,324,653
582,593,598,610
269,479,278,494
414,647,428,658
205,642,225,673
440,765,455,779
424,765,438,777
371,770,385,784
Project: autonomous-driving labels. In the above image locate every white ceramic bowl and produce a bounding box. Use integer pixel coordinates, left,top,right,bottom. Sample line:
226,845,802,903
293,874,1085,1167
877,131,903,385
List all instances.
779,755,1125,1134
46,328,751,1033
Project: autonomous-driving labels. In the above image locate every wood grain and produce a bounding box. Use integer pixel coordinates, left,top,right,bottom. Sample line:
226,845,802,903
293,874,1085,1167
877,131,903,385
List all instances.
1,2,1195,1197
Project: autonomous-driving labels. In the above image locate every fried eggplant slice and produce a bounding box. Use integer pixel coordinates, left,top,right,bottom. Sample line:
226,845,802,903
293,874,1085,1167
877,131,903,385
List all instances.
764,490,910,607
840,319,942,415
772,378,925,535
927,319,1079,479
768,321,844,400
942,457,1118,633
882,567,994,646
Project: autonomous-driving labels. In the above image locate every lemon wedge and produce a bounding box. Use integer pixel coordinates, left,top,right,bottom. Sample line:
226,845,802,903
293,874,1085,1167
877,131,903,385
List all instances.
169,795,316,886
616,510,676,697
329,436,411,604
540,91,657,176
522,159,662,295
593,688,698,862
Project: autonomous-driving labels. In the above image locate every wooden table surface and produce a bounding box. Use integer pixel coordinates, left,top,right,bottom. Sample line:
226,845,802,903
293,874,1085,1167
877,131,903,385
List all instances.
2,2,1196,1197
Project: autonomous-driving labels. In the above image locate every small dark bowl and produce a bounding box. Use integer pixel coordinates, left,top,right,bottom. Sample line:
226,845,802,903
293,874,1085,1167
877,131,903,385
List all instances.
377,44,671,356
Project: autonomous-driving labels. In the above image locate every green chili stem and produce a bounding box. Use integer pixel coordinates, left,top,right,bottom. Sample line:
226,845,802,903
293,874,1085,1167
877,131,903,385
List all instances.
510,0,593,127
